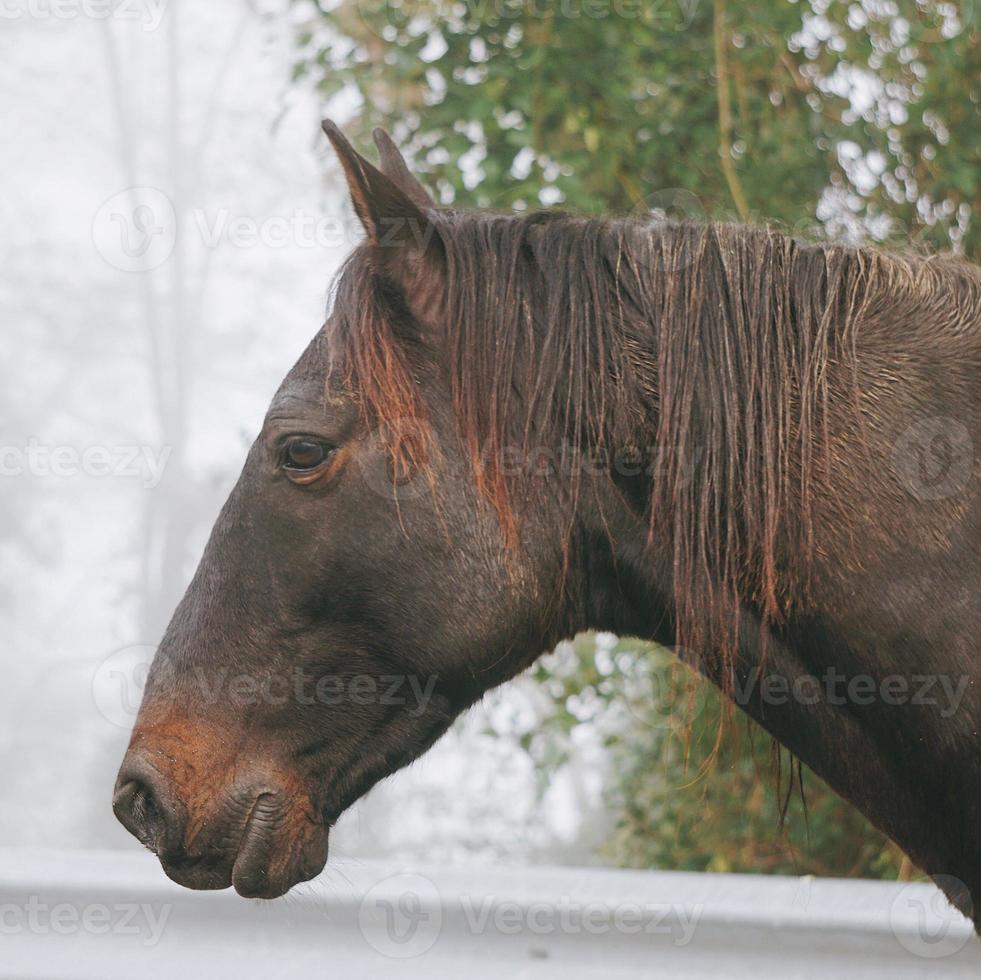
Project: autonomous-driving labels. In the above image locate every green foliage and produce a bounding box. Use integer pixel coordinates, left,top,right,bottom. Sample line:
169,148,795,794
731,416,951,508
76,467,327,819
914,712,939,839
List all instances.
292,0,978,254
528,635,909,878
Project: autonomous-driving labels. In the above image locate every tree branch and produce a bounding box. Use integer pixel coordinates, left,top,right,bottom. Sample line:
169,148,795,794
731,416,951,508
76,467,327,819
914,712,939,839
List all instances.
712,0,750,221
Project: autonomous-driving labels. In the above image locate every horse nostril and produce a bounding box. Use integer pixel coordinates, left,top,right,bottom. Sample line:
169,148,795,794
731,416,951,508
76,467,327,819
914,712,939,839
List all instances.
112,771,178,855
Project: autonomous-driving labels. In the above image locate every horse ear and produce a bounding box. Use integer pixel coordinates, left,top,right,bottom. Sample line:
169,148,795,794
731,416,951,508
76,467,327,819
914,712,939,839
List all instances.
321,119,434,251
372,127,436,211
322,119,444,326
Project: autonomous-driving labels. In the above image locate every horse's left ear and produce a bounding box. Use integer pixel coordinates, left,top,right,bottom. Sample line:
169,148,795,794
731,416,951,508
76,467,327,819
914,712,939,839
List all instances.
372,127,436,212
321,119,437,254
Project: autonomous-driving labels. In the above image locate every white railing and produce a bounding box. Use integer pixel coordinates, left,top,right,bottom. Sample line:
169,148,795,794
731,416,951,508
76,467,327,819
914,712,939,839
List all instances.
1,847,978,979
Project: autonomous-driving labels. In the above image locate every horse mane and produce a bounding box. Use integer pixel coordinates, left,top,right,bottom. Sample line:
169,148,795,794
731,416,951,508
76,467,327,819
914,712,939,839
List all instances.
330,212,977,671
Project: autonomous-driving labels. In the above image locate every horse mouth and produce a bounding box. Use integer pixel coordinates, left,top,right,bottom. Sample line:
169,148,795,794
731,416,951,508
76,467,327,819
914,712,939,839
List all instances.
229,792,329,899
113,753,330,899
153,794,330,899
229,793,284,897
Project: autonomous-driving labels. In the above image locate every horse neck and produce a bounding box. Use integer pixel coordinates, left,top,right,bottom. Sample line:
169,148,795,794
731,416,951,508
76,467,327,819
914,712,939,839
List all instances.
582,467,981,925
570,478,980,922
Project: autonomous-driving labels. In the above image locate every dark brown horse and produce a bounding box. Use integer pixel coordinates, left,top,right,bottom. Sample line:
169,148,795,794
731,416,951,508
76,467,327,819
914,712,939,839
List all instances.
113,121,981,924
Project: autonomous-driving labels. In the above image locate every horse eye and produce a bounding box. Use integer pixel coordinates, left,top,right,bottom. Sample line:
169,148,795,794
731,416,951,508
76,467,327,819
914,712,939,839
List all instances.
283,438,334,472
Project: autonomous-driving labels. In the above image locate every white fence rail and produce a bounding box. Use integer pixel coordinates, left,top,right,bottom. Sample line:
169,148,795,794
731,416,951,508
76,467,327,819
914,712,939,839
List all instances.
1,847,979,979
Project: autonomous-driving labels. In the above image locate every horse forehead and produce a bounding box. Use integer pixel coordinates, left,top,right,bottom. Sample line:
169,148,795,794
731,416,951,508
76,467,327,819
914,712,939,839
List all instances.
268,330,338,410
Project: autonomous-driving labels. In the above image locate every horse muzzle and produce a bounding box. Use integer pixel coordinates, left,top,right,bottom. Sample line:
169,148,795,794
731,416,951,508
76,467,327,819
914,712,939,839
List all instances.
112,720,329,899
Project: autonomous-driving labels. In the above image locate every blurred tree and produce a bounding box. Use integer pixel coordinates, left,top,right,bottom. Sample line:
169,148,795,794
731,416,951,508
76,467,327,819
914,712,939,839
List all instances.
291,0,978,254
287,0,974,876
525,635,908,878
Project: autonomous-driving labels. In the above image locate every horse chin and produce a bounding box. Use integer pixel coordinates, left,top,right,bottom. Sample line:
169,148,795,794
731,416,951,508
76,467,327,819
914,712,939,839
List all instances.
230,797,330,899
